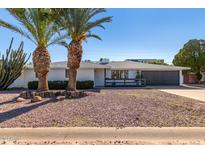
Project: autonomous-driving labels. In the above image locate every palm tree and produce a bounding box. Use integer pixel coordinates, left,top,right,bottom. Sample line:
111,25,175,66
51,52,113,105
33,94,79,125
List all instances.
0,8,66,91
55,8,112,91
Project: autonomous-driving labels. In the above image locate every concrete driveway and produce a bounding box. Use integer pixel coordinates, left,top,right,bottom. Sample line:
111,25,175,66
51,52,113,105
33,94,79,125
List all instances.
159,84,205,102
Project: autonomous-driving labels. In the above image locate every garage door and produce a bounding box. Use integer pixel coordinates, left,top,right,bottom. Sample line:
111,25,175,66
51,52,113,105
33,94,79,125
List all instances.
141,71,179,85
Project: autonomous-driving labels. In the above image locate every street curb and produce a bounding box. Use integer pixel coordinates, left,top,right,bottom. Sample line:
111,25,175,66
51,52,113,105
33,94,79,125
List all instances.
1,127,205,144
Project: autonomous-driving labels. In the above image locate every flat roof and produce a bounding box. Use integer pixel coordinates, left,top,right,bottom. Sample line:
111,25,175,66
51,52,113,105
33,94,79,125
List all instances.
106,61,190,71
26,61,111,69
25,60,190,71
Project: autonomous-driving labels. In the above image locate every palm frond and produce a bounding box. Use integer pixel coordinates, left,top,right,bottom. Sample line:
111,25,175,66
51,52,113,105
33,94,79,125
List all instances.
86,9,106,21
0,19,36,44
57,41,68,48
85,16,112,31
55,8,112,42
1,8,65,47
86,34,102,41
47,33,69,47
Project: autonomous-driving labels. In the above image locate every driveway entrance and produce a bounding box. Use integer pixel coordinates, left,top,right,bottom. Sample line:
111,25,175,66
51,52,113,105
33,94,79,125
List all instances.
160,85,205,102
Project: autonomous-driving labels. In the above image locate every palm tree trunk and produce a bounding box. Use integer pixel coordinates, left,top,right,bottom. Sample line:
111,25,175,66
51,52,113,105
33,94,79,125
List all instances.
68,69,77,91
33,46,51,91
38,73,49,91
67,41,82,91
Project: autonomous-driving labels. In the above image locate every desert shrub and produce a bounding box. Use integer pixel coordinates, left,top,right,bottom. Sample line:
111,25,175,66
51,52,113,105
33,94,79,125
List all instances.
28,81,38,90
76,80,94,89
0,38,30,90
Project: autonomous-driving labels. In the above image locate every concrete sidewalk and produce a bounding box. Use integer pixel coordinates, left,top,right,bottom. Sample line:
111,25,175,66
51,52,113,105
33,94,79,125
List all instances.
160,89,205,102
1,127,205,144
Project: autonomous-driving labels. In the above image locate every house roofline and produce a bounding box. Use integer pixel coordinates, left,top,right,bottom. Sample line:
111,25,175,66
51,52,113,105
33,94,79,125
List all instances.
24,60,190,71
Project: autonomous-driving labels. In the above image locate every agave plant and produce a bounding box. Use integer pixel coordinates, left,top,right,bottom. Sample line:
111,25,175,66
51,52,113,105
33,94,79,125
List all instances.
0,38,30,90
55,8,112,91
0,8,67,91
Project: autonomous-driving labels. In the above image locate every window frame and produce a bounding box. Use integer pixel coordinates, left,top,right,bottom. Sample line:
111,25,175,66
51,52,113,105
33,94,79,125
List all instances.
65,69,69,78
111,70,129,79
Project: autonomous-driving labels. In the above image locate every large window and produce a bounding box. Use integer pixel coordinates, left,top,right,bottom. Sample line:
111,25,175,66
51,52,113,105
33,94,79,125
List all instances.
65,69,69,78
111,70,128,79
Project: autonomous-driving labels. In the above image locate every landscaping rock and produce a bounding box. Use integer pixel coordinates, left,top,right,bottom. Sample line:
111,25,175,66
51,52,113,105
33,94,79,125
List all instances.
19,90,88,99
31,96,42,102
2,89,205,128
64,91,88,99
16,97,25,102
56,96,65,101
19,91,27,98
70,91,78,98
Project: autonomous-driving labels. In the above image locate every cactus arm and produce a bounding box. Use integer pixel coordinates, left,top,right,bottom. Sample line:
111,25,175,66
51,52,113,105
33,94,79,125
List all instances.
0,38,30,90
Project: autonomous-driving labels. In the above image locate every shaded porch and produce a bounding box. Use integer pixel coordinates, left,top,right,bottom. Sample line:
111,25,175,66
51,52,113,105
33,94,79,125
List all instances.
104,69,146,87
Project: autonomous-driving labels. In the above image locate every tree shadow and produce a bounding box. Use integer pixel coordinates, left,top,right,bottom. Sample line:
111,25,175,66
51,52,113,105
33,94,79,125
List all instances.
0,99,16,106
96,86,196,90
0,98,56,123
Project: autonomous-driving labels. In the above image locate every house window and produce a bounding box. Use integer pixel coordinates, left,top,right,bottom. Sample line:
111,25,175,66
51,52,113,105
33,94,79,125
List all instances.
135,70,142,79
124,70,128,79
65,69,69,78
111,70,128,79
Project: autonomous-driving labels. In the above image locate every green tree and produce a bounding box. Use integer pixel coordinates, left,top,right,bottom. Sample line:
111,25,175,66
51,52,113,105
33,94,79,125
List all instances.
0,9,66,91
55,9,112,91
148,61,168,65
173,39,205,80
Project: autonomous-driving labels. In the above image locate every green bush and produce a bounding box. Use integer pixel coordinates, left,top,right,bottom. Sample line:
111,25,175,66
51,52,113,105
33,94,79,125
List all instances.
28,80,94,90
28,81,38,90
48,81,67,90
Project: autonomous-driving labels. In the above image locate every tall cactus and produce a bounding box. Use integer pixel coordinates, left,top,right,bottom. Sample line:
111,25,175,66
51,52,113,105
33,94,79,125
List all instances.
0,38,30,90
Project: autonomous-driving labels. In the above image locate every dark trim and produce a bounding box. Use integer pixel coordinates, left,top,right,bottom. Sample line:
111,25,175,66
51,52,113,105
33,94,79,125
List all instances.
105,78,146,87
141,70,179,85
104,68,106,87
65,69,69,78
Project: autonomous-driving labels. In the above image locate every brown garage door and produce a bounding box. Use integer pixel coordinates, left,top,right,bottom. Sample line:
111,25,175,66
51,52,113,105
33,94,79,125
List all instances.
142,71,179,85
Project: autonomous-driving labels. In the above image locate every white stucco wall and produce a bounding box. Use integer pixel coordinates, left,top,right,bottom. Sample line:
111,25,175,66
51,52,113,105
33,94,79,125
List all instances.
179,70,183,85
48,69,66,81
24,69,36,83
10,67,185,88
77,69,95,81
10,69,36,88
201,72,205,82
94,69,105,86
9,73,25,88
10,68,95,88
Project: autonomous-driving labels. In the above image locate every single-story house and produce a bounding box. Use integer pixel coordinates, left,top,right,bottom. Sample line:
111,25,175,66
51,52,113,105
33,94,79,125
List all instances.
10,59,190,88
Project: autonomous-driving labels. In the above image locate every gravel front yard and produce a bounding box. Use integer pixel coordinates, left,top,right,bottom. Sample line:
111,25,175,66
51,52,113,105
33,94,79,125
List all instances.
0,89,205,127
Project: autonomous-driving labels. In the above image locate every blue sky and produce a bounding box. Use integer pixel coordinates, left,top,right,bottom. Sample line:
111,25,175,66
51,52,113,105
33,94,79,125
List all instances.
1,8,205,64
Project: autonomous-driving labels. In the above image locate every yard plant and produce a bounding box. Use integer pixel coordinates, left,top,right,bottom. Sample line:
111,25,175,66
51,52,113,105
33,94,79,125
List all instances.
0,38,30,90
0,9,66,91
28,80,94,90
173,39,205,81
0,8,112,92
54,9,112,91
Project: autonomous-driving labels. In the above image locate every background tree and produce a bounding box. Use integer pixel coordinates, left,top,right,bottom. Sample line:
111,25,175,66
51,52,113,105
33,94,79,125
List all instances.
0,8,66,91
0,38,30,90
173,39,205,80
55,8,112,91
147,61,169,65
